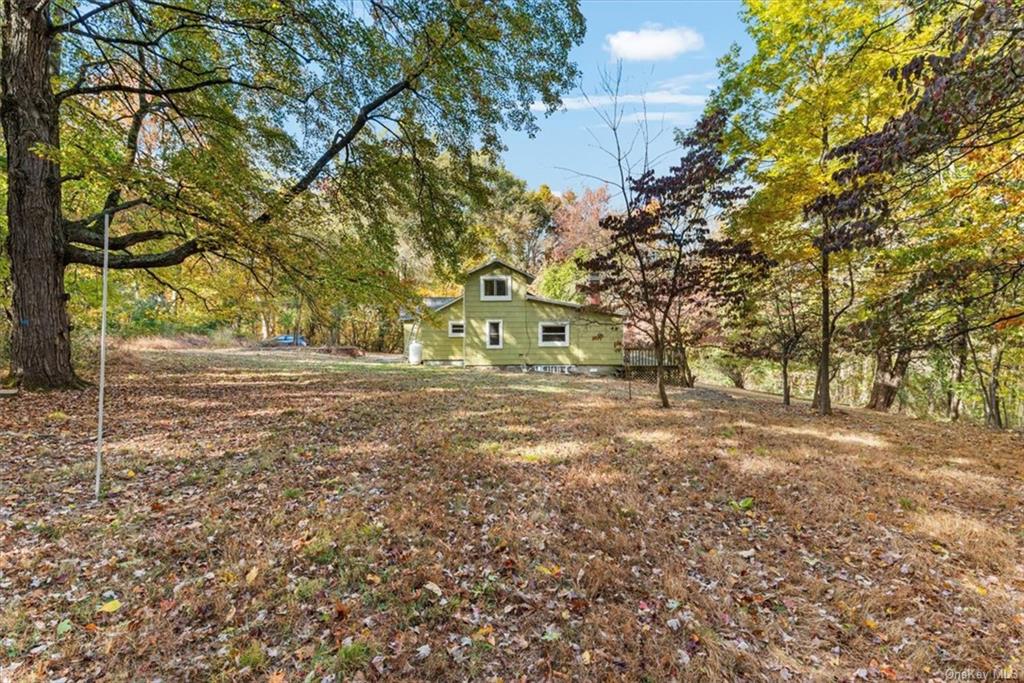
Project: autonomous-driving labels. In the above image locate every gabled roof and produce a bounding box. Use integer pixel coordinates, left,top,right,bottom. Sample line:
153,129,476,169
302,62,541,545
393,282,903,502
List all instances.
429,296,462,313
525,293,582,309
399,296,462,321
526,293,623,318
424,296,461,311
464,257,535,284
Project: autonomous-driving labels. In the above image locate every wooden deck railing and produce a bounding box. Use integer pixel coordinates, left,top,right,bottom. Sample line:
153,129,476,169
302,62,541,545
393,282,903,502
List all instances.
623,347,688,384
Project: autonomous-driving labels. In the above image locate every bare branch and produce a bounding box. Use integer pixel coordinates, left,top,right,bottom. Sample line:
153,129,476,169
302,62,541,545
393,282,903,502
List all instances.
50,0,131,33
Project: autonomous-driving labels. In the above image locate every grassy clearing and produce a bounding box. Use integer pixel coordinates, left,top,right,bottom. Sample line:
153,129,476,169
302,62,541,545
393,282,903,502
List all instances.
1,348,1022,681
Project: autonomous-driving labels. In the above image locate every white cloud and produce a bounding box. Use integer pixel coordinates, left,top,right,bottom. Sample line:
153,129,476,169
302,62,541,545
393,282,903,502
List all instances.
533,90,706,113
654,71,718,92
605,25,704,61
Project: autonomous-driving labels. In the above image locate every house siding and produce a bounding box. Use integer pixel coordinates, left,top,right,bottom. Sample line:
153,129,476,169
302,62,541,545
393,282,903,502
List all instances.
407,302,465,362
462,263,621,367
407,261,621,367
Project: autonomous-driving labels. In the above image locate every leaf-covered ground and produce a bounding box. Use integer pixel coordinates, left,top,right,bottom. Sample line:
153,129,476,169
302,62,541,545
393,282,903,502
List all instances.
2,349,1022,681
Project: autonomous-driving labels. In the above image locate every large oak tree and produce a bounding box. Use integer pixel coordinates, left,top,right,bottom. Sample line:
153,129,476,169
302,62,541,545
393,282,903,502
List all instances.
1,0,584,388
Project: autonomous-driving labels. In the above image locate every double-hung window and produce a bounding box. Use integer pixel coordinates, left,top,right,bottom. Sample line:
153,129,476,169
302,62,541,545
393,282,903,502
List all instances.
538,321,570,347
486,320,503,349
448,321,465,337
480,275,512,301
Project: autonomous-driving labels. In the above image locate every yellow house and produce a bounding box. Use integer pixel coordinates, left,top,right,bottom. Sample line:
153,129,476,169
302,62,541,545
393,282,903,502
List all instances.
401,258,622,374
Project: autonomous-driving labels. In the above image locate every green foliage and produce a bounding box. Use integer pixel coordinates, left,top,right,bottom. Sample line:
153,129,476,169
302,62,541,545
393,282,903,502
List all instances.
4,0,588,380
234,640,268,672
467,168,559,272
52,0,585,277
293,577,324,601
729,497,755,512
713,0,1024,426
534,250,588,303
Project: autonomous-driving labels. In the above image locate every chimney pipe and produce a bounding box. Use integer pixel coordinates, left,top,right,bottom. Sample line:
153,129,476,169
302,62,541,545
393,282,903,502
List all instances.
586,273,601,306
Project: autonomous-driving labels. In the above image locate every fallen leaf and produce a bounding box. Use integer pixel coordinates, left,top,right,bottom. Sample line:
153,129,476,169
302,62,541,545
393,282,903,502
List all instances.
97,599,122,613
537,564,563,578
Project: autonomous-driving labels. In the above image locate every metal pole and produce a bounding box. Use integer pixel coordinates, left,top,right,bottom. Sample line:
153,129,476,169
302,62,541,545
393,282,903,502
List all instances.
95,213,110,500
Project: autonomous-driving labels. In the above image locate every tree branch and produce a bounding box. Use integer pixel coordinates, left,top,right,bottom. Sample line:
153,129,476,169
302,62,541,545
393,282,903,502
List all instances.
64,197,149,230
57,76,263,101
50,0,131,33
67,227,171,250
257,74,421,219
64,240,202,268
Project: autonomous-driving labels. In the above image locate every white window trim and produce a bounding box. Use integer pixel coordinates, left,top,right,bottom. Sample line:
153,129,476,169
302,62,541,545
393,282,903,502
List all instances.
480,275,512,301
485,319,504,349
448,320,465,338
538,320,570,347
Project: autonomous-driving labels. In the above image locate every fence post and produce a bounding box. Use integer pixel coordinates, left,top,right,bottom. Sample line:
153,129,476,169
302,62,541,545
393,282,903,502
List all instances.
626,350,632,400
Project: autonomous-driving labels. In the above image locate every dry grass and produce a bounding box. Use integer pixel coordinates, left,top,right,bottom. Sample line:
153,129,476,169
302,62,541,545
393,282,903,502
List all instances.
110,333,217,351
1,348,1022,681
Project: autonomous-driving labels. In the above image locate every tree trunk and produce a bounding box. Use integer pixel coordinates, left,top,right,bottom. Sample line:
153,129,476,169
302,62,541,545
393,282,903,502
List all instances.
983,345,1004,429
654,342,670,408
811,364,820,408
293,295,302,346
781,355,791,406
984,380,1003,429
2,1,78,388
815,240,832,415
723,364,745,389
948,341,965,421
671,344,696,387
678,344,695,388
259,312,270,340
866,348,911,412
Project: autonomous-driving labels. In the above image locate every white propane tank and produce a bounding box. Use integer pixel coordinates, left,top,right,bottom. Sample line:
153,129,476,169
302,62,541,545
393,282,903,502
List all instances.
408,340,423,365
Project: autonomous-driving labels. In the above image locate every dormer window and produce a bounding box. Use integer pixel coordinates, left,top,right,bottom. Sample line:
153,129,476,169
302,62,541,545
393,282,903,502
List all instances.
480,275,512,301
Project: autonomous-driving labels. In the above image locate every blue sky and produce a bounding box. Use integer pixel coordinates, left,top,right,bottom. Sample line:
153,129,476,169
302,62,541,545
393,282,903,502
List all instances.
501,0,750,197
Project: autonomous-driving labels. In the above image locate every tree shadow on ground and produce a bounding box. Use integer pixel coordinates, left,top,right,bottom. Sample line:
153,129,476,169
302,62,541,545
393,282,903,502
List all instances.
1,349,1021,681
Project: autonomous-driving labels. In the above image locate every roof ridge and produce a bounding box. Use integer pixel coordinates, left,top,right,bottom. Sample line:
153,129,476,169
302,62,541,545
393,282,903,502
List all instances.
464,257,535,283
